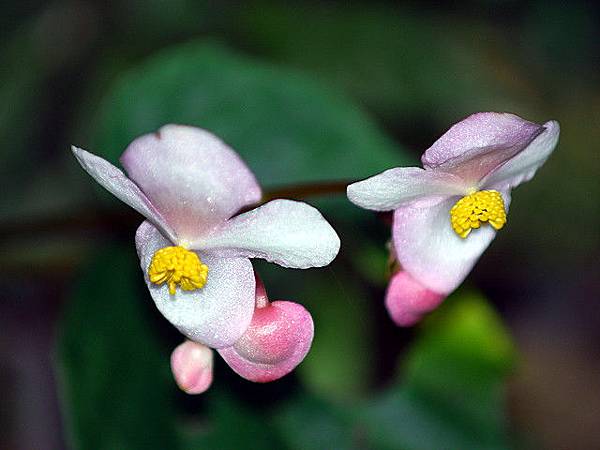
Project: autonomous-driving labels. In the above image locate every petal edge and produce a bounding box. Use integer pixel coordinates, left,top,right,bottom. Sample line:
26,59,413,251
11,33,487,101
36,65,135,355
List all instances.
347,167,465,211
481,120,560,190
72,146,176,242
194,200,340,269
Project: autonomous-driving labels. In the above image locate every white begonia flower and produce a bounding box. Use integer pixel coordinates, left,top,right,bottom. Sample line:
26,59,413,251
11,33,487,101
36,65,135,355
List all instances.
73,124,340,348
347,112,559,295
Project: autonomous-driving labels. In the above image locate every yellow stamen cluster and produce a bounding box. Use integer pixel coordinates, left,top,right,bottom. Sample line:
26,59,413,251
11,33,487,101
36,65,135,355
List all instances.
450,190,507,238
148,246,208,295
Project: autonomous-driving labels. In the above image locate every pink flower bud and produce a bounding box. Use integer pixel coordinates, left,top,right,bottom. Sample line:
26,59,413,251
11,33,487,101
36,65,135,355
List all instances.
170,340,213,394
385,270,445,327
218,280,314,382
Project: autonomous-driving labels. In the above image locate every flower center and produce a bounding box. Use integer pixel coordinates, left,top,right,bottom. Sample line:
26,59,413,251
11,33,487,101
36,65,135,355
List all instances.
450,190,506,238
148,246,208,295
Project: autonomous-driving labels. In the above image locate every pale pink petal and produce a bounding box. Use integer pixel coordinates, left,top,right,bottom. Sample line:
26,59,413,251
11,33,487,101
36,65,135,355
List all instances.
385,270,445,327
71,146,176,242
421,113,544,184
218,300,314,383
121,125,262,243
171,340,213,394
346,167,466,211
135,221,255,348
392,190,511,294
193,200,340,269
481,120,560,190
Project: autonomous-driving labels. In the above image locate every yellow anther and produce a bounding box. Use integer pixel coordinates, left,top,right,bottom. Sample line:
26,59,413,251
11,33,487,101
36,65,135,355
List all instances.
450,190,506,238
148,246,208,295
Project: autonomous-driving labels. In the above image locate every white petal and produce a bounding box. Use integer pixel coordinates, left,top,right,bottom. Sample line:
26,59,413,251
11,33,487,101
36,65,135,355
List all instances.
192,200,340,269
392,191,511,294
481,121,560,190
121,125,262,242
72,146,176,242
135,221,255,348
347,167,466,211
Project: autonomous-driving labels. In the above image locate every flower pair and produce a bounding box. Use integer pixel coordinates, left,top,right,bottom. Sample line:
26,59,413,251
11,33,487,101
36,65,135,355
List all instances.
73,112,559,393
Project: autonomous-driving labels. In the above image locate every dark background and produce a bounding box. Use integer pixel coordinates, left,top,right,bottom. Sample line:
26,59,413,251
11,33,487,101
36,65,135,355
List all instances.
1,1,599,449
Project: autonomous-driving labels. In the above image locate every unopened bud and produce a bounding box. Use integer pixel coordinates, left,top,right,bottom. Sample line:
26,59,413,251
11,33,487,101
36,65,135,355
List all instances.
385,270,445,326
219,292,313,383
170,340,213,394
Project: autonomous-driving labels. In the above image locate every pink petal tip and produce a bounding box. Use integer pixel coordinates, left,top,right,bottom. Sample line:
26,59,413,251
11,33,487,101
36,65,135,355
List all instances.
385,271,446,327
171,340,214,394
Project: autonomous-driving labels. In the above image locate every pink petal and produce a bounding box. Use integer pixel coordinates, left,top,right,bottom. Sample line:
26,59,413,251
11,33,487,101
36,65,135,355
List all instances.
194,199,340,269
121,125,262,243
421,112,544,184
385,270,445,326
171,340,213,394
71,146,176,242
347,167,466,211
218,295,314,383
392,191,511,294
481,120,560,190
135,221,255,348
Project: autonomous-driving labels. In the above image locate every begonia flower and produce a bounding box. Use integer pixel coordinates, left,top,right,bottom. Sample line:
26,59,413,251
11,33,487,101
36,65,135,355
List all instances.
347,112,559,325
72,124,340,386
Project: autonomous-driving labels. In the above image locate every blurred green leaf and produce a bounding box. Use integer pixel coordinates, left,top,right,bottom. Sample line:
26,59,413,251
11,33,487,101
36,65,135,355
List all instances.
88,40,408,188
57,246,178,450
274,394,360,450
298,271,373,399
362,291,516,450
181,390,281,450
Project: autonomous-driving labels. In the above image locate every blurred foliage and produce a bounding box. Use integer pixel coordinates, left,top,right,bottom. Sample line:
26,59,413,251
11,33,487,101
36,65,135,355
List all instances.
181,391,284,449
296,272,374,399
59,247,515,450
86,41,408,188
57,247,178,449
362,292,516,450
0,3,101,225
2,1,598,449
236,2,536,122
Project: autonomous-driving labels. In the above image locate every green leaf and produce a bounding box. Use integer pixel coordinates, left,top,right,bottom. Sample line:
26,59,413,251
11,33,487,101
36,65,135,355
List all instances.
180,390,281,450
57,246,179,450
362,291,516,450
273,394,360,450
88,40,409,188
297,272,373,399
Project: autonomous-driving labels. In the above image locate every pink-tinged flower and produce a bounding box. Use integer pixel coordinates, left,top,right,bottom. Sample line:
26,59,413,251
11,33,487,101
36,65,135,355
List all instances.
72,124,339,384
347,112,559,325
